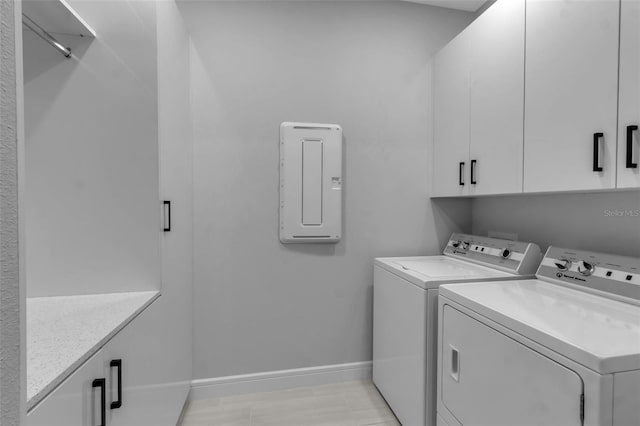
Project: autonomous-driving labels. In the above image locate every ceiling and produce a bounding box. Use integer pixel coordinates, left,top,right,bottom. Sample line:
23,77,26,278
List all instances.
401,0,488,12
174,0,490,13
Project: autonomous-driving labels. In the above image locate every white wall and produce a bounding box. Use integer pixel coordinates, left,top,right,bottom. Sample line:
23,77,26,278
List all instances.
182,0,473,379
472,191,640,257
0,0,23,423
23,0,160,297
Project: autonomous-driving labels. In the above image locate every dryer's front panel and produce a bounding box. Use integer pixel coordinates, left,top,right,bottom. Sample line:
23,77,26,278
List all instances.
440,305,584,426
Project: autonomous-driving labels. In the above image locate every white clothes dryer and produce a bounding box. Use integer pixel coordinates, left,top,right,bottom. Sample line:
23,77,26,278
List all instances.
437,246,640,426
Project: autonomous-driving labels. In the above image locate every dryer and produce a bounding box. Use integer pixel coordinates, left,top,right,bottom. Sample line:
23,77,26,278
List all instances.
373,233,541,426
437,246,640,426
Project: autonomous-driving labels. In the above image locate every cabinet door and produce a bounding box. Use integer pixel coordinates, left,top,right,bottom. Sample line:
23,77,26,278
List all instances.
618,0,640,188
432,29,471,197
524,0,619,192
440,306,584,426
468,0,525,196
27,350,105,426
102,302,187,426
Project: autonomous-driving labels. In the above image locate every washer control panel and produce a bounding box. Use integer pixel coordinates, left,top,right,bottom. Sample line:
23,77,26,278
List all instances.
539,247,640,302
443,233,541,275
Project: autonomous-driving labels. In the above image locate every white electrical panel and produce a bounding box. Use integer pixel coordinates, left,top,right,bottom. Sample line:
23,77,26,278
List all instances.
279,122,342,243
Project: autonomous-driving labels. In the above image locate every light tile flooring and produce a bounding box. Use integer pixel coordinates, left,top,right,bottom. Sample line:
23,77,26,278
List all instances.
179,380,400,426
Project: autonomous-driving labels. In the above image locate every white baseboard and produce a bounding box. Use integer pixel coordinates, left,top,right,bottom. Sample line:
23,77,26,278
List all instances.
188,361,373,401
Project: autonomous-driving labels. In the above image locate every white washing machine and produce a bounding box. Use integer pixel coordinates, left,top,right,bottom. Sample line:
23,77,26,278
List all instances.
373,233,541,426
437,246,640,426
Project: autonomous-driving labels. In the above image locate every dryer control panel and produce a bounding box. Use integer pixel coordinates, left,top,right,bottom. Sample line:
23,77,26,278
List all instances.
539,247,640,302
443,233,541,275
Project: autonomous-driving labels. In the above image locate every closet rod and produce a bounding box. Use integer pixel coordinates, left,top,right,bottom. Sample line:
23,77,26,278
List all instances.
22,13,71,58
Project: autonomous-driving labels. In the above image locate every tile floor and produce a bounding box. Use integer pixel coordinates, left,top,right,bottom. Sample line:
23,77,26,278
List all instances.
178,380,400,426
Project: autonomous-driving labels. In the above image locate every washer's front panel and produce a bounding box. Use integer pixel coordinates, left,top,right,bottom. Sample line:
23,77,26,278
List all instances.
372,266,427,426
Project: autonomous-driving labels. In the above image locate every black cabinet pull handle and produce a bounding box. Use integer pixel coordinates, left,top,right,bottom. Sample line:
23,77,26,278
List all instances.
627,125,638,168
110,359,122,409
163,200,171,232
459,162,465,186
593,132,604,172
470,160,477,185
92,378,106,426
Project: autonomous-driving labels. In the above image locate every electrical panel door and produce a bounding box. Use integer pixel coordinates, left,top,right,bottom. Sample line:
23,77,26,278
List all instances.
279,122,342,243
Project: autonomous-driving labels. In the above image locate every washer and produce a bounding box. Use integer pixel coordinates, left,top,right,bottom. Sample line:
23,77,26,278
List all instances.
373,233,541,426
437,246,640,426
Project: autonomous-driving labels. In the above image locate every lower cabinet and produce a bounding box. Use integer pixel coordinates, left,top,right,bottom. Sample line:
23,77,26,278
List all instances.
27,301,188,426
103,301,189,426
27,350,106,426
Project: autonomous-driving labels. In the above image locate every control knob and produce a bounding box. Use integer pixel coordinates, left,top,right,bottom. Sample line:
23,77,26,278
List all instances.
501,249,511,259
577,261,595,276
462,241,471,250
451,240,462,248
555,259,571,271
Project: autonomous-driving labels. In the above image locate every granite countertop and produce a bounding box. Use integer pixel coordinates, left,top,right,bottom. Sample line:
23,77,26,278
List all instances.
27,291,160,410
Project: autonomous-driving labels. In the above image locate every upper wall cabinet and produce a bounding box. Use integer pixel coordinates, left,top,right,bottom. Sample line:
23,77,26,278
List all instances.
433,28,471,197
523,0,620,192
432,0,525,197
618,0,640,188
467,0,525,196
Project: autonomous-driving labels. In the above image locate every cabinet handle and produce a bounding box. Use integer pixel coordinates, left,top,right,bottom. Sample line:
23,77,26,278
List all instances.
110,359,122,409
92,378,106,426
593,133,604,172
163,200,171,232
627,125,638,169
459,162,465,186
470,160,477,185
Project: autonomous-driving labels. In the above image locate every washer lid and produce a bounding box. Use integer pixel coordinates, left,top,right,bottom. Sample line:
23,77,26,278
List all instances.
440,280,640,374
375,256,516,289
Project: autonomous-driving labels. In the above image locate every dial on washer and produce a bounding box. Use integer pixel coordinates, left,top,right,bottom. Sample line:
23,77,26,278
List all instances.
555,259,571,271
577,261,595,276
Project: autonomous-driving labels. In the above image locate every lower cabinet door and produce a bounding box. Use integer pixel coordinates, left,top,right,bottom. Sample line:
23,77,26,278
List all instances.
103,302,187,426
440,305,584,426
27,349,106,426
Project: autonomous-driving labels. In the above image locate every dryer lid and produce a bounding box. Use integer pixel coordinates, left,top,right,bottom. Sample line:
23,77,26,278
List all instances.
440,279,640,374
